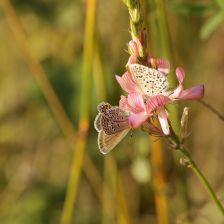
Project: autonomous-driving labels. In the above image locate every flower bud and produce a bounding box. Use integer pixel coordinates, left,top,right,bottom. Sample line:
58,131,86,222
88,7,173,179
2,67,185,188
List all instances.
146,55,157,68
128,40,138,56
134,38,144,58
132,8,141,23
179,157,191,167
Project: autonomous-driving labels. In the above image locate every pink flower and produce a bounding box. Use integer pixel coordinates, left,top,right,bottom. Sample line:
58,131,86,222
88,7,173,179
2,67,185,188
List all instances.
116,38,204,135
170,67,204,101
126,40,139,66
147,56,170,75
116,64,204,135
119,93,170,134
115,72,140,94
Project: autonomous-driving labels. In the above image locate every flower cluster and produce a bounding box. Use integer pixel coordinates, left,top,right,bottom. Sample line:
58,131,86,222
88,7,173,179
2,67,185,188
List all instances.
115,37,204,135
95,32,204,153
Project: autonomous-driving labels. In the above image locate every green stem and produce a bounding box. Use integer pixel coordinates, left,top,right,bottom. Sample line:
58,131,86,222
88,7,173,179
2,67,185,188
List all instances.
198,99,224,122
169,126,224,215
122,0,145,57
60,0,96,223
123,0,142,38
179,148,224,215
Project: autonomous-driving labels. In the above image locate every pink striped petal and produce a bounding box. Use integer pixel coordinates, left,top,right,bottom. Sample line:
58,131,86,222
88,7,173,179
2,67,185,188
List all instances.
128,40,139,56
171,84,184,99
127,93,146,113
146,95,170,114
178,85,204,100
128,112,148,128
156,59,170,74
115,72,139,93
176,67,185,84
126,55,138,66
158,108,170,135
133,38,143,56
119,95,128,110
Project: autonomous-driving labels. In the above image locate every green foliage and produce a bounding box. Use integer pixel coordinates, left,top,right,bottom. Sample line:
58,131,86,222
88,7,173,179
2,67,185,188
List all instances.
170,2,215,15
200,11,224,39
170,0,224,39
12,0,57,21
0,0,224,223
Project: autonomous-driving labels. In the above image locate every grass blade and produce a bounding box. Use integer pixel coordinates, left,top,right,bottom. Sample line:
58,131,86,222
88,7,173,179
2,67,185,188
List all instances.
200,11,224,40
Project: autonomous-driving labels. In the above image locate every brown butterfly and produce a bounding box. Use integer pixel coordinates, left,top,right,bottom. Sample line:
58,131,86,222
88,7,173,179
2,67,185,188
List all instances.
94,102,131,154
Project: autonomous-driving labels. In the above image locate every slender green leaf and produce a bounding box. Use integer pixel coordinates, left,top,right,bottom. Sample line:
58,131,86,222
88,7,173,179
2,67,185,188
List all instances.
200,11,224,39
213,0,224,10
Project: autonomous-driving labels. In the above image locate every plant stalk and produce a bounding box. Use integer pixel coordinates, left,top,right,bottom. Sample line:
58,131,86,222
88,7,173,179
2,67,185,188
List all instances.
3,0,104,211
179,148,224,215
60,0,97,223
169,126,224,216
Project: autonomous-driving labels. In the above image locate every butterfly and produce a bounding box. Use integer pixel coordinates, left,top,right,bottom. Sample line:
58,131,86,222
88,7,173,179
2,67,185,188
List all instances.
94,102,131,154
128,64,169,97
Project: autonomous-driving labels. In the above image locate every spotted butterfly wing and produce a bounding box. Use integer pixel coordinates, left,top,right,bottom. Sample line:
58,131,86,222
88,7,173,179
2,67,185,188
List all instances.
128,64,169,97
94,102,131,154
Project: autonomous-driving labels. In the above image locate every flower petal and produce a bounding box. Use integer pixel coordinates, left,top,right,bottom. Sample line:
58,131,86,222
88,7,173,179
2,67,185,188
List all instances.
127,93,146,113
115,72,139,93
156,59,170,74
128,40,139,56
133,38,143,57
176,67,185,84
128,112,148,128
171,84,184,99
146,95,170,114
178,85,204,100
119,95,128,111
126,55,138,66
158,108,170,135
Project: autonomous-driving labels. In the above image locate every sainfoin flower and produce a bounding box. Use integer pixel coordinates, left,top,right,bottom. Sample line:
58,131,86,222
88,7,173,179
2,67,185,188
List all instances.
94,38,204,153
116,41,204,135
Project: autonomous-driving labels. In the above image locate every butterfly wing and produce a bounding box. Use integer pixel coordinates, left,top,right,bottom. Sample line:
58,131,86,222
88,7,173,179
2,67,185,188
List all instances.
98,129,130,154
105,107,130,121
101,115,130,134
94,102,131,154
129,64,168,97
94,113,102,132
97,102,112,114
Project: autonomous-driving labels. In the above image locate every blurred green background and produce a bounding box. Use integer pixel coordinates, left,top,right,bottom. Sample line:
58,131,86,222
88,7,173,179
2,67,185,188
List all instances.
0,0,224,223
